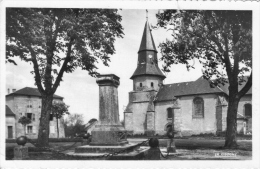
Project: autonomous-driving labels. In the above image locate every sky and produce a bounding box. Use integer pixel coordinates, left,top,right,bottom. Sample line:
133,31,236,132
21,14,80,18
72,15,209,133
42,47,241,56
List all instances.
6,9,204,123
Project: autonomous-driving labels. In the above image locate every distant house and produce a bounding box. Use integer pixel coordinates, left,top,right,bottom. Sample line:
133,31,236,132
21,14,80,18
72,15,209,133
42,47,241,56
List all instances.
124,20,252,136
6,87,65,139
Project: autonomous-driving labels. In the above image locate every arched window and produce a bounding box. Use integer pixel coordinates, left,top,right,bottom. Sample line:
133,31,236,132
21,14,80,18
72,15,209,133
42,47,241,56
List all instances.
193,97,204,118
151,82,154,88
167,108,173,119
140,83,142,87
244,103,252,117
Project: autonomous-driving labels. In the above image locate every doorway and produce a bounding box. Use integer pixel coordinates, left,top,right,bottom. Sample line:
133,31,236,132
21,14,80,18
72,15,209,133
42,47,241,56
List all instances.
8,126,13,138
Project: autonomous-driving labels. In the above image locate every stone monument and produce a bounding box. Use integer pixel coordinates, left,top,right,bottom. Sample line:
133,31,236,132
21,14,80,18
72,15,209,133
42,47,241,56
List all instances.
70,74,149,159
90,74,128,145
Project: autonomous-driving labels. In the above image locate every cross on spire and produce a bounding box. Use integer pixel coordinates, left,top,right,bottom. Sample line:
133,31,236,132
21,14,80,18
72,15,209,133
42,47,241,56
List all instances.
146,9,148,21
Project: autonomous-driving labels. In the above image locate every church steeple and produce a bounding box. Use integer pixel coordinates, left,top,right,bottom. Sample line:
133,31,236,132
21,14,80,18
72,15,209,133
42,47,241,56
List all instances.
130,20,166,80
138,21,157,53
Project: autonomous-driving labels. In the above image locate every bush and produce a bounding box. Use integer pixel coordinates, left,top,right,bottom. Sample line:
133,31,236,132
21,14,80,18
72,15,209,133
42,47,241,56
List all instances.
6,138,83,143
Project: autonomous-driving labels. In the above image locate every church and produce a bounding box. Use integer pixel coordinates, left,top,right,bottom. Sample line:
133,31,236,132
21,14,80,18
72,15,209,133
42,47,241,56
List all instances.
123,20,252,136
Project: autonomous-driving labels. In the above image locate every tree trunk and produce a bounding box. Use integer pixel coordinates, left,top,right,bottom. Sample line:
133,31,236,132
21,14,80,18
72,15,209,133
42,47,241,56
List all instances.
56,117,59,138
24,126,26,136
224,93,240,148
37,94,53,147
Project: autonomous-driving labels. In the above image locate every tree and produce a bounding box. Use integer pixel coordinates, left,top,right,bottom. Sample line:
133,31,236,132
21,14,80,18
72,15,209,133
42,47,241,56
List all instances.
61,113,85,138
18,116,32,135
6,8,124,147
51,101,70,138
156,10,252,148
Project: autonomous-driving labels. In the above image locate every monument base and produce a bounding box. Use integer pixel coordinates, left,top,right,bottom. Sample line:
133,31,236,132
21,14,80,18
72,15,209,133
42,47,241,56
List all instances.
70,144,149,160
90,125,128,146
13,146,29,160
75,143,137,153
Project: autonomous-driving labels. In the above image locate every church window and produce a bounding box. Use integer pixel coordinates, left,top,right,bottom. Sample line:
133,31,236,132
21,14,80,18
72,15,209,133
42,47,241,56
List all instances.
244,103,252,117
140,83,142,87
167,108,173,119
151,82,154,88
193,97,204,118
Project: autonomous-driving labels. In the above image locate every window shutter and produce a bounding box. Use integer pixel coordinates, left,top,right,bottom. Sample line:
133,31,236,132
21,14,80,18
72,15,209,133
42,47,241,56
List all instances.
32,114,35,121
33,126,36,134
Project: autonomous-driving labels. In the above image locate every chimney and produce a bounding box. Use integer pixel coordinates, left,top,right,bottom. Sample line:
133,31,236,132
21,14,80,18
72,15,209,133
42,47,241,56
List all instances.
12,89,16,93
8,88,10,94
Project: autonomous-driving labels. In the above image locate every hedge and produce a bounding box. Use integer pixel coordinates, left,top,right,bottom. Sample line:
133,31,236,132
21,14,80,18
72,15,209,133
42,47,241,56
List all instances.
6,137,83,143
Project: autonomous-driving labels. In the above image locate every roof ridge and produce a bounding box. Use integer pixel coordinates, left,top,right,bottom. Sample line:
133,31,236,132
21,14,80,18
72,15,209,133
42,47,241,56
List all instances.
6,87,63,99
163,80,195,86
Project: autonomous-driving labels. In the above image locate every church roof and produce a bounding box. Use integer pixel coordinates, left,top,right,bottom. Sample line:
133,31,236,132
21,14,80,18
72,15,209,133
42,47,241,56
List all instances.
130,63,166,79
155,76,252,101
6,105,15,116
6,87,63,99
215,79,252,95
138,21,157,53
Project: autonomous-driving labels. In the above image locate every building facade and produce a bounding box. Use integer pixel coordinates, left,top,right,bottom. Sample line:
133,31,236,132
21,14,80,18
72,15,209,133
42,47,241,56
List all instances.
124,21,252,136
6,87,65,139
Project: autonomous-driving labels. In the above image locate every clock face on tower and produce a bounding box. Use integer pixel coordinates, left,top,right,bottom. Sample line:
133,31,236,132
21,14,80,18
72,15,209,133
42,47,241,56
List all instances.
148,55,152,59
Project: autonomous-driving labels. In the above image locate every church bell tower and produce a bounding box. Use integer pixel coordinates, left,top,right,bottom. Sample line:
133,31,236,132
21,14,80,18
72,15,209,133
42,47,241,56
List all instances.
130,20,166,91
124,19,166,135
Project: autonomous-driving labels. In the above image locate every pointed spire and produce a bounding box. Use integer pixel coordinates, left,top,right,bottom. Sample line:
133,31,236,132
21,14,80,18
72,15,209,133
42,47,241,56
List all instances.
138,21,157,53
146,9,148,21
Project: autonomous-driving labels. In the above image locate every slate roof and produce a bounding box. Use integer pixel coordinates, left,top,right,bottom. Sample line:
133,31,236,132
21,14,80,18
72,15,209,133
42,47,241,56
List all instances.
6,87,63,99
130,21,166,79
6,105,15,116
216,78,252,95
130,63,166,79
138,21,157,53
155,76,252,102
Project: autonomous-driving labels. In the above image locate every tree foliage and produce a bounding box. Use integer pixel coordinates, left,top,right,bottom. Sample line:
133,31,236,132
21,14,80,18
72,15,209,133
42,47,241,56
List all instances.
6,8,124,146
51,101,70,138
6,8,124,93
52,101,70,119
156,10,252,148
61,113,85,138
18,116,32,135
18,116,32,126
156,10,252,90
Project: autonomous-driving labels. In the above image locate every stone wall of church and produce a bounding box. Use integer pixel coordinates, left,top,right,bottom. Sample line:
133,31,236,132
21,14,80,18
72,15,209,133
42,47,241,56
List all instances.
131,102,150,134
154,94,218,136
237,95,252,133
124,112,133,133
237,95,252,116
178,94,218,136
133,76,163,91
6,95,65,139
154,101,173,134
146,111,155,133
